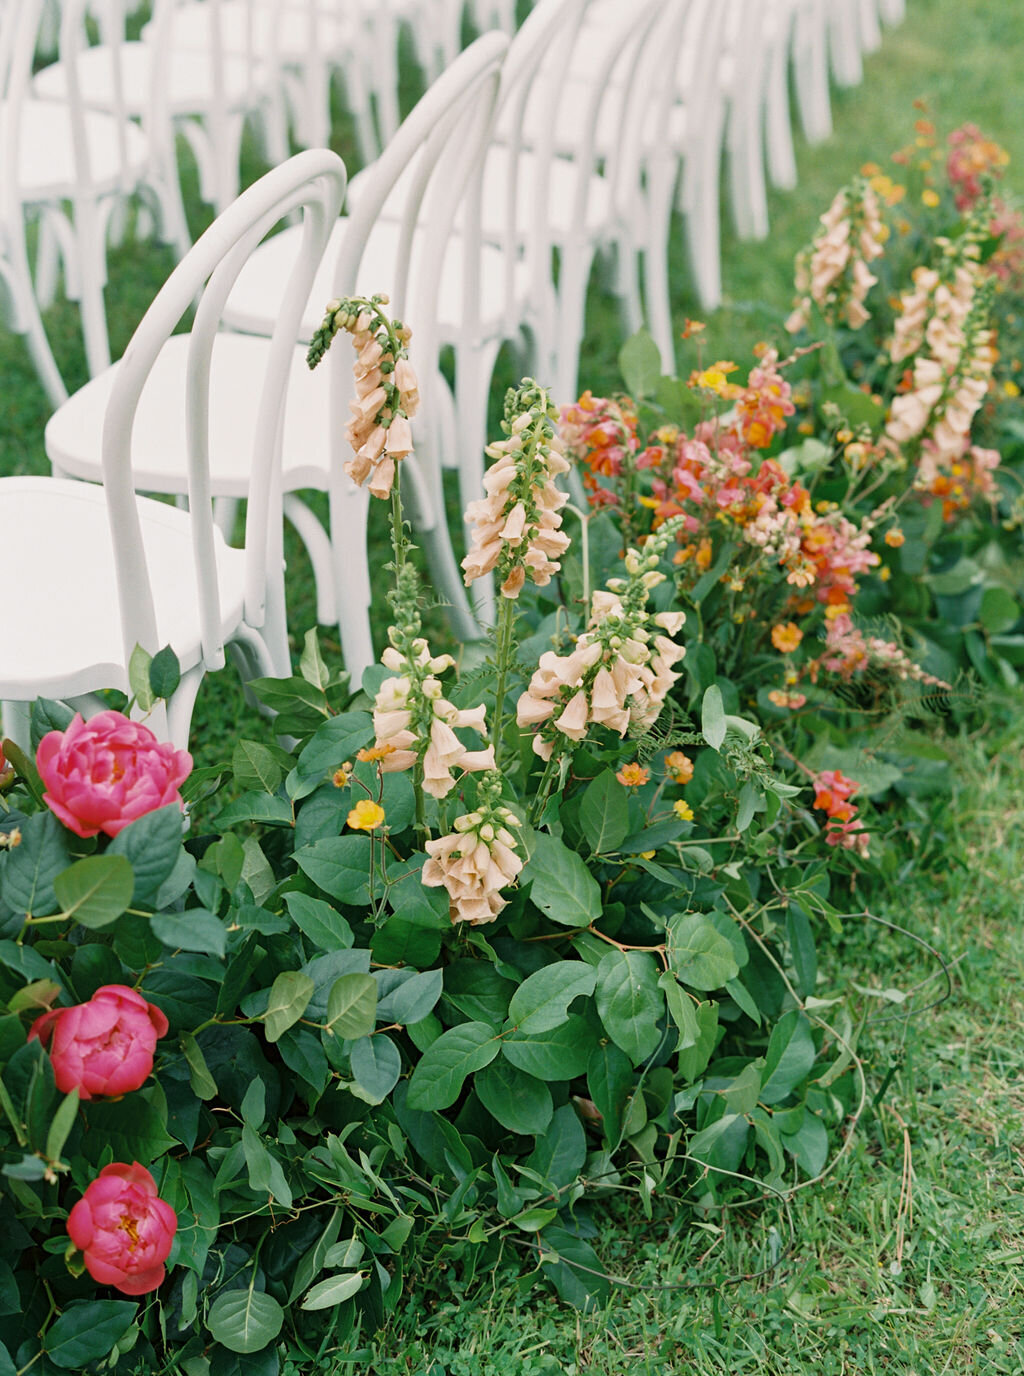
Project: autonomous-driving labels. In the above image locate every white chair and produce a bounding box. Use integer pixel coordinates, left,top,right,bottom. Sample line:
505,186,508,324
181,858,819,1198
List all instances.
45,36,508,683
1,149,347,752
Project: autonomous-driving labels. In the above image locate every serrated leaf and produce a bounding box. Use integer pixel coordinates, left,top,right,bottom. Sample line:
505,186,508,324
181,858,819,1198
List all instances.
578,771,630,854
507,962,596,1035
54,855,133,930
301,1271,364,1310
666,912,739,991
524,833,602,928
325,973,377,1039
594,950,664,1065
206,1288,284,1354
701,684,726,751
406,1021,501,1110
262,971,315,1043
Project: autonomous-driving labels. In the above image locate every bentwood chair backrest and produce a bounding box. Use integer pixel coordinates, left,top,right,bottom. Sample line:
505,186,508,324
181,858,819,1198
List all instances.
103,148,347,674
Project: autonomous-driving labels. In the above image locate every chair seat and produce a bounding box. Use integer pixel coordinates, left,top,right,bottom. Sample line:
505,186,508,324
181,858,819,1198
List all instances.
32,41,270,119
220,217,523,343
45,335,333,497
0,477,247,700
9,98,151,200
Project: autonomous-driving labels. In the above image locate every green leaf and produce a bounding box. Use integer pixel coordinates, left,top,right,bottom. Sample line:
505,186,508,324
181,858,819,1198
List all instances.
688,1113,750,1172
784,1112,829,1176
374,968,443,1026
524,833,602,928
444,961,517,1030
980,586,1021,634
0,1339,13,1376
300,1272,364,1311
539,1226,611,1309
760,1011,816,1105
474,1058,553,1136
149,645,181,700
594,950,664,1065
701,684,726,751
283,892,354,951
206,1288,284,1354
507,962,596,1035
181,1032,218,1100
618,327,662,399
241,1079,266,1127
525,1103,586,1188
216,792,294,828
4,813,69,916
232,740,284,795
659,970,700,1048
294,835,372,905
325,973,378,1039
579,771,630,854
406,1022,501,1110
350,1034,402,1104
299,628,332,691
44,1087,79,1163
677,1001,719,1082
54,855,134,930
586,1042,633,1145
296,711,373,781
501,1015,597,1080
786,902,817,999
80,1096,176,1166
151,908,227,958
242,1124,292,1207
666,912,739,991
44,1299,137,1368
511,1207,559,1232
29,698,75,750
129,644,155,712
108,805,184,904
262,971,315,1043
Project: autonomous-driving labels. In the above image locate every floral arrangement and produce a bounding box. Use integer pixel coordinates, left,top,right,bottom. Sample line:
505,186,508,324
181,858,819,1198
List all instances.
0,294,877,1373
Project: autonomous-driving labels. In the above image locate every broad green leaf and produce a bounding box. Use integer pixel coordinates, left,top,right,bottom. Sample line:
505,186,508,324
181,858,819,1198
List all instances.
444,960,517,1030
241,1079,266,1127
54,855,134,931
525,1103,586,1188
287,1211,344,1305
980,585,1020,635
786,902,817,998
29,697,75,750
108,805,184,903
4,814,69,917
659,970,700,1048
149,644,181,700
677,1001,720,1082
760,1011,816,1105
151,908,227,959
701,684,726,751
215,792,293,828
325,973,377,1039
374,968,443,1025
242,1124,292,1207
688,1112,750,1173
474,1058,553,1136
350,1034,402,1104
300,1272,364,1311
299,627,332,692
294,835,372,906
44,1087,79,1163
524,833,602,928
181,1032,217,1100
507,962,596,1035
406,1021,501,1111
262,971,315,1042
296,711,373,781
594,950,664,1065
79,1097,176,1167
539,1226,611,1310
586,1043,633,1146
501,1015,597,1080
129,644,154,712
44,1300,137,1368
579,771,630,854
0,1339,13,1376
232,740,284,794
618,327,662,399
283,892,354,951
666,912,739,991
511,1207,559,1232
784,1112,829,1176
206,1288,284,1354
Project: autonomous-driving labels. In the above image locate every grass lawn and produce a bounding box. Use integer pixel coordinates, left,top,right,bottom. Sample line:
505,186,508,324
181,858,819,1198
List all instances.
2,0,1023,1369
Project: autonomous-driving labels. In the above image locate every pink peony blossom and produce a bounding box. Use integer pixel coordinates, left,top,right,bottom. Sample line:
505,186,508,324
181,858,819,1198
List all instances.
36,711,191,839
67,1162,177,1295
29,984,168,1100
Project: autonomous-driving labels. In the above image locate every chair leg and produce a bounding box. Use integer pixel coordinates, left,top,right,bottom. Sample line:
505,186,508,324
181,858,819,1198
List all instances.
284,494,337,626
793,0,832,144
34,214,62,310
0,702,32,754
765,26,797,190
684,144,724,313
550,242,597,409
73,199,113,378
8,223,68,406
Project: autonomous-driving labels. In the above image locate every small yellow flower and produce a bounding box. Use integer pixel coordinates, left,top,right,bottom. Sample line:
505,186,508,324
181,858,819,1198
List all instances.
616,762,650,789
1003,379,1021,398
357,743,396,763
879,566,891,582
771,622,804,654
884,528,905,548
824,602,852,621
688,361,739,396
664,750,694,784
921,188,940,208
797,420,815,436
836,428,853,444
347,799,386,831
332,762,353,787
640,850,657,860
673,799,694,822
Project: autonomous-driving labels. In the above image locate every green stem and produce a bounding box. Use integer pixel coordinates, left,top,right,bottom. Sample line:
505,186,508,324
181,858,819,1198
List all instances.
491,596,517,769
529,751,563,828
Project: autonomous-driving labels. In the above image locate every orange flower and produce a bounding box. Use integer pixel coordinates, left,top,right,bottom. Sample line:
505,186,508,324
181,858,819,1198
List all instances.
616,762,650,789
332,763,352,787
771,623,804,654
357,743,396,763
664,750,694,784
884,528,905,548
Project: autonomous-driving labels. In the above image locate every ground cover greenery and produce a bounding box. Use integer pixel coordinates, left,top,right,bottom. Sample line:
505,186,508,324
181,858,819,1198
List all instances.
1,0,1023,1370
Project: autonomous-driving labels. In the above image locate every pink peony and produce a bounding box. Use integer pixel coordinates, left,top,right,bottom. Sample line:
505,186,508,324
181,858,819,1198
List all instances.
36,711,191,839
29,984,168,1099
67,1162,177,1295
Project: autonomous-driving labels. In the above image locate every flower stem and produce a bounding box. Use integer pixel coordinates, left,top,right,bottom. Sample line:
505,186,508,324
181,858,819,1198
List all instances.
491,596,517,769
529,752,563,827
